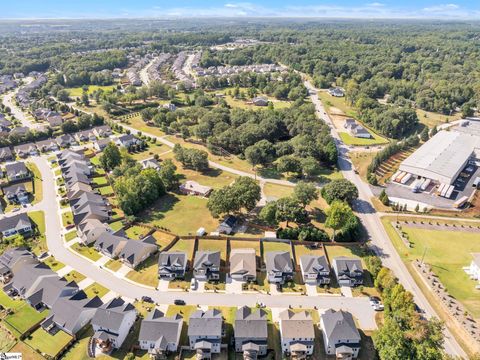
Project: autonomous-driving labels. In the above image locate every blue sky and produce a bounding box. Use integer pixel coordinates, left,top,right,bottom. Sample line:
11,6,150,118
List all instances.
2,1,479,19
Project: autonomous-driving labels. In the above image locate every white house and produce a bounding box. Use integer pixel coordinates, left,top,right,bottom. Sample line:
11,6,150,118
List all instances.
320,309,361,359
279,310,315,358
464,253,480,285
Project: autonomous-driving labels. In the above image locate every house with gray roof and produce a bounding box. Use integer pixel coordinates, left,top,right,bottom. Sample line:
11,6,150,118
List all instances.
0,213,32,238
279,310,315,359
158,251,187,280
5,162,30,181
300,255,330,285
14,143,38,158
265,251,293,285
94,232,126,258
139,309,183,356
91,298,137,353
56,134,77,148
230,248,256,282
41,290,102,336
234,306,268,358
193,251,220,281
3,183,30,204
140,158,161,171
320,309,361,359
332,257,364,287
10,126,29,137
93,125,112,138
36,139,59,152
115,134,141,148
75,129,97,143
118,235,157,269
73,202,110,225
66,182,94,200
188,309,223,358
94,138,111,152
0,147,14,162
0,247,36,283
77,219,110,245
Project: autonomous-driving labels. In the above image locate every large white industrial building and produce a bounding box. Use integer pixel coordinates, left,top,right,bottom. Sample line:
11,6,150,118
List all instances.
399,123,480,185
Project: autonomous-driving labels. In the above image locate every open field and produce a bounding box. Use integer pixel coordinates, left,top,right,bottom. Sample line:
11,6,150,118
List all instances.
169,239,196,259
71,243,102,262
24,328,72,358
176,163,238,190
142,193,219,235
382,217,480,320
339,131,389,146
349,151,378,182
66,85,116,97
416,109,462,129
125,254,159,287
263,183,294,200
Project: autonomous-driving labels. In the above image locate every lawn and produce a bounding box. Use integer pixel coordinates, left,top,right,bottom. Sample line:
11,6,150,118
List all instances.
66,85,116,97
176,164,238,190
230,239,261,256
84,283,109,298
9,341,44,360
98,185,114,196
71,243,102,262
263,183,294,200
382,218,480,319
125,254,159,287
131,143,170,161
109,220,124,232
4,305,46,336
169,239,196,258
26,162,43,204
43,256,65,271
339,131,389,146
262,241,292,261
142,193,219,235
125,225,150,240
65,230,78,242
92,176,108,186
126,114,165,138
197,239,227,261
349,151,378,182
24,328,72,358
293,244,326,264
0,325,16,352
64,270,86,284
166,305,198,346
62,210,74,227
28,211,47,255
416,109,461,129
152,231,176,249
0,289,24,310
105,259,123,272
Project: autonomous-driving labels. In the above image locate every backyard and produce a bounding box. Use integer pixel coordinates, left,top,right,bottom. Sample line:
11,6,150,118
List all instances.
24,328,72,358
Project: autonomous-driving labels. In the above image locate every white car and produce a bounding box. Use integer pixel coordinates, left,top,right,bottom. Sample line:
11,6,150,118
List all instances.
369,296,384,311
190,278,197,290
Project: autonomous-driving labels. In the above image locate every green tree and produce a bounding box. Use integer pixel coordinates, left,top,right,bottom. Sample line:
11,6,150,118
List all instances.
321,179,359,205
325,201,355,241
276,155,302,176
420,126,429,142
81,91,90,106
244,140,275,167
158,159,178,191
293,181,318,208
100,142,122,171
379,189,390,206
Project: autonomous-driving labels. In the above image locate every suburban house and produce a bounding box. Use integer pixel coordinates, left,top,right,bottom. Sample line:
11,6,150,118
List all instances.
464,253,480,284
45,112,64,127
91,298,137,353
94,138,111,152
10,126,30,137
93,125,112,138
332,257,364,287
77,219,110,245
66,182,95,200
72,201,110,225
0,247,37,284
41,290,103,336
279,310,315,359
193,251,221,281
3,183,30,204
75,129,97,143
56,134,77,148
320,309,361,359
5,162,30,181
158,251,187,280
0,147,14,162
117,235,157,269
179,180,212,197
14,143,38,158
94,232,126,258
217,215,237,235
344,119,371,139
139,309,183,357
0,118,12,132
234,306,268,358
229,248,256,282
0,213,33,238
188,309,223,358
140,158,161,171
115,134,140,148
36,139,59,152
252,96,268,106
299,255,331,285
265,251,294,285
328,87,345,97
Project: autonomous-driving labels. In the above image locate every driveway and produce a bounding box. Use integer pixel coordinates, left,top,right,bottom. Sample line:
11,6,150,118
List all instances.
305,283,318,296
225,277,243,294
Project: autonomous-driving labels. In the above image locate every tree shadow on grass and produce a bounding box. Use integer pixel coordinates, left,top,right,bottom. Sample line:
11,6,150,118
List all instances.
141,193,180,223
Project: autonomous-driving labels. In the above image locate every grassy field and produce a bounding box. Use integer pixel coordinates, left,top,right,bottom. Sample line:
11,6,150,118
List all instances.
4,305,46,337
142,194,219,235
0,290,24,310
43,256,65,271
263,183,294,200
92,176,108,186
64,270,86,284
98,185,114,196
71,243,102,262
176,164,238,190
125,254,159,287
109,220,124,232
262,241,292,260
64,230,78,242
382,217,480,319
84,283,109,298
416,109,461,128
24,328,72,358
66,85,116,97
349,151,378,182
339,131,389,146
125,225,150,239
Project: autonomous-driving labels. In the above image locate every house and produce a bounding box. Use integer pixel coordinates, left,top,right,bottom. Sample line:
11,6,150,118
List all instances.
36,139,59,152
117,235,157,269
5,162,30,181
234,306,268,358
93,125,112,138
3,183,30,204
158,251,187,280
91,298,137,352
320,309,361,359
94,232,126,258
193,251,220,281
188,309,223,358
0,247,37,284
0,118,12,132
77,219,110,245
75,129,97,143
94,138,111,152
328,87,345,97
229,248,256,282
179,181,212,197
66,182,94,200
70,191,109,213
139,309,183,357
279,310,315,359
252,97,268,107
140,158,161,171
344,119,371,139
0,213,33,238
162,103,177,111
14,143,38,158
44,112,64,127
300,255,330,285
56,134,77,148
10,126,30,137
64,171,91,190
464,253,480,284
41,290,102,336
332,257,364,287
0,147,14,162
115,134,140,148
217,215,237,235
72,202,110,225
265,251,293,285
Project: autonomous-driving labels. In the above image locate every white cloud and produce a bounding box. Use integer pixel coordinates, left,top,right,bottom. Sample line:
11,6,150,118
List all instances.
423,3,459,12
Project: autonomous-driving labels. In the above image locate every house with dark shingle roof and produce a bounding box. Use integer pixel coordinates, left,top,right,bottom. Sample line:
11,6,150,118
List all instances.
193,251,220,281
91,298,137,352
265,251,293,285
299,255,330,285
188,309,223,357
3,183,30,204
234,306,268,358
93,125,112,138
158,251,187,280
320,309,361,359
56,134,77,148
36,139,59,152
332,257,363,287
139,309,183,356
118,235,157,269
0,213,32,238
0,147,14,162
0,247,36,283
230,248,256,282
279,310,315,358
5,162,30,181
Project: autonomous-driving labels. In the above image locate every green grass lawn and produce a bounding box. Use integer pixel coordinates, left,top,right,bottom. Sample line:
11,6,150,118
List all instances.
339,131,389,146
24,328,72,358
262,241,292,260
169,239,196,260
98,185,114,196
197,239,227,261
4,305,46,336
65,230,78,242
28,211,47,255
382,218,480,319
71,243,102,262
0,325,16,352
84,283,109,299
416,109,461,129
105,259,123,272
62,210,74,227
151,231,176,249
125,254,159,287
92,176,108,186
125,225,150,240
0,290,24,310
142,193,219,235
64,270,86,284
263,183,294,200
66,85,116,97
109,220,124,232
26,162,43,204
43,256,65,271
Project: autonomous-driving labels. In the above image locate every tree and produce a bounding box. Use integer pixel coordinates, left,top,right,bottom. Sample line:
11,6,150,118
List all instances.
57,89,70,102
321,179,359,205
244,140,275,167
61,120,78,134
325,201,355,241
158,159,178,191
276,155,302,176
420,126,429,142
173,144,209,171
293,182,318,208
259,201,278,226
430,126,438,137
100,142,122,171
379,189,390,206
81,91,90,106
373,317,413,360
461,102,474,118
301,157,321,178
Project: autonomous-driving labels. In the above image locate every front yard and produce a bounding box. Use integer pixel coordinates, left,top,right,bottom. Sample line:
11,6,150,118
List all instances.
84,283,109,298
125,254,159,287
71,243,102,262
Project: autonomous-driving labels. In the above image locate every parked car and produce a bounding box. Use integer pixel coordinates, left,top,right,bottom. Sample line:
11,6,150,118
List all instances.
174,299,185,305
369,296,384,311
190,278,197,290
141,296,154,303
